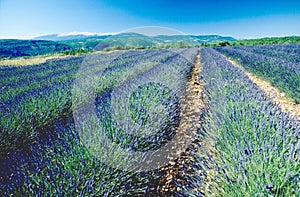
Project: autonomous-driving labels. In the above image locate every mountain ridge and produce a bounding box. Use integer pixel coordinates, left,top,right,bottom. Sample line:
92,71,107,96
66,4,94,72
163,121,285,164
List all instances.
0,33,236,59
32,32,236,43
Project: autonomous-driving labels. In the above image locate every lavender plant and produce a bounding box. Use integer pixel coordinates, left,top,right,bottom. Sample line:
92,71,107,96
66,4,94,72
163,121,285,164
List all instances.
0,48,199,196
179,48,299,196
215,45,300,103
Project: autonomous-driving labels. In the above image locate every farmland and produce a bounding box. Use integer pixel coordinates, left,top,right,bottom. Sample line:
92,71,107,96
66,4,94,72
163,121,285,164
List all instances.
216,45,300,103
0,45,299,196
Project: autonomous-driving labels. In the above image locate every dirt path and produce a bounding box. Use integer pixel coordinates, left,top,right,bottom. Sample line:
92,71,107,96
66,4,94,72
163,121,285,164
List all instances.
225,56,300,121
156,53,219,195
0,54,74,67
0,50,122,67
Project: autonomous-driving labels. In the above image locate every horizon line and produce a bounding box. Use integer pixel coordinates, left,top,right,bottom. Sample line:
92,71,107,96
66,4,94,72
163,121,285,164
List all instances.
0,31,299,40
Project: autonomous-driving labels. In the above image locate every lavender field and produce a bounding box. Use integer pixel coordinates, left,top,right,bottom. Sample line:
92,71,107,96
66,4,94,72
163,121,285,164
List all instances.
216,44,300,104
0,45,299,196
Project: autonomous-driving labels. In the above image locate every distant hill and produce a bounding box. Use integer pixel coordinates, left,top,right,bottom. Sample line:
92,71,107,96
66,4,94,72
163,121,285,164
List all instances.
2,33,300,59
1,33,236,59
33,32,235,43
64,33,236,50
0,39,72,59
153,35,236,45
33,33,236,46
94,33,157,50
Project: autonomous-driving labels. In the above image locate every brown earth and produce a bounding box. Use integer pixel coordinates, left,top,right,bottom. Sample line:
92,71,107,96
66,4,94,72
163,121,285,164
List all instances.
0,50,122,67
157,53,219,195
0,54,72,67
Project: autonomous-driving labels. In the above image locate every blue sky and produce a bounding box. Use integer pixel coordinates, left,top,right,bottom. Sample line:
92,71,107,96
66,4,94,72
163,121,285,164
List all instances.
0,0,300,39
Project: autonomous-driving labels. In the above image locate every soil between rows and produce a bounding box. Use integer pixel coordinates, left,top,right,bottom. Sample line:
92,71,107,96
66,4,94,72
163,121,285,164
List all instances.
155,53,219,195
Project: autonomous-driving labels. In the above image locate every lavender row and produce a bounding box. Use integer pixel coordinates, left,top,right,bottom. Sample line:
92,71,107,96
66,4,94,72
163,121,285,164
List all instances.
0,48,199,196
178,48,299,196
215,45,300,103
0,49,177,155
228,44,300,63
0,50,166,101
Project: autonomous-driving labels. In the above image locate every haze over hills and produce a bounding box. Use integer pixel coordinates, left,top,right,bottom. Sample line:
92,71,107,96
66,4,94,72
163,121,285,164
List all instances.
0,32,236,58
1,32,300,59
32,32,236,43
33,32,237,51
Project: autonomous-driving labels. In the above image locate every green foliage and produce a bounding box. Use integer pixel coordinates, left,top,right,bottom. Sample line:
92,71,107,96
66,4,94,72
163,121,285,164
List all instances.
232,36,300,46
63,48,90,55
202,36,300,47
218,40,231,46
